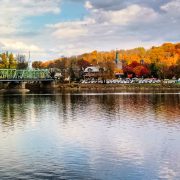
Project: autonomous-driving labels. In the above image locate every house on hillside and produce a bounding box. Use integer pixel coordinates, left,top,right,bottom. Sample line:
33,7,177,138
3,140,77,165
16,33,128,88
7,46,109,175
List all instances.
84,66,100,79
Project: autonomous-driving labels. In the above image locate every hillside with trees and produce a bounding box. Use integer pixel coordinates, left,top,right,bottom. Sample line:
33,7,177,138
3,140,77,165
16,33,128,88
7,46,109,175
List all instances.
32,43,180,79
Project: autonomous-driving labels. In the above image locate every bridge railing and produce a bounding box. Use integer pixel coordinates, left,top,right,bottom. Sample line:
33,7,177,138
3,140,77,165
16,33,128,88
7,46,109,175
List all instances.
0,69,53,80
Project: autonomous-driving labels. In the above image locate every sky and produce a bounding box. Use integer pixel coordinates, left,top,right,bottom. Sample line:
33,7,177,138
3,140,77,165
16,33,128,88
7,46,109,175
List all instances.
0,0,180,61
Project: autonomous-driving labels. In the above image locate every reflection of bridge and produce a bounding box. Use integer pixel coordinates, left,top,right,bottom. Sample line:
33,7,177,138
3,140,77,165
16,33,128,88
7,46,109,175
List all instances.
0,69,54,82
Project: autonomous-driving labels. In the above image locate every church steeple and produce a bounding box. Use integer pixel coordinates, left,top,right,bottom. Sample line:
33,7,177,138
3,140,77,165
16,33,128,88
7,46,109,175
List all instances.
115,50,119,65
114,50,123,70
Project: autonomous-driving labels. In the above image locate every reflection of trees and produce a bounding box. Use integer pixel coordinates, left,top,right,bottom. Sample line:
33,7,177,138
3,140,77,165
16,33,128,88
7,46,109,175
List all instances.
61,95,69,124
57,93,180,126
60,94,95,124
0,96,27,128
0,95,57,130
92,94,180,125
0,93,179,131
151,94,180,124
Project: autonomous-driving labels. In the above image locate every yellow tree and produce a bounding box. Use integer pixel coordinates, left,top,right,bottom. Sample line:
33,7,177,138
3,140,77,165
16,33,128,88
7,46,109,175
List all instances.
9,53,17,69
0,53,9,68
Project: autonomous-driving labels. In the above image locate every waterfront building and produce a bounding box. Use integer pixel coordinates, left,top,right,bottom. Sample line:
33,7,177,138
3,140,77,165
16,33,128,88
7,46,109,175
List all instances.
83,66,100,79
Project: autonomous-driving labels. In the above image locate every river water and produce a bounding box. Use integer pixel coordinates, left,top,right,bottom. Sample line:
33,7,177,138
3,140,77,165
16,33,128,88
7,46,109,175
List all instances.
0,92,180,180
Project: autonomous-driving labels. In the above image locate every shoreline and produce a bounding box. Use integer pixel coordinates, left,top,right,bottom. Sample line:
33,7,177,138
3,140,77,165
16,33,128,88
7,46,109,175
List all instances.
42,83,180,93
57,83,180,91
0,83,180,93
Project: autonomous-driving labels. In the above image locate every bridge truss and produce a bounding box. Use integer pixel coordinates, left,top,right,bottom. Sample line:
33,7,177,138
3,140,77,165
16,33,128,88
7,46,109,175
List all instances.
0,69,53,81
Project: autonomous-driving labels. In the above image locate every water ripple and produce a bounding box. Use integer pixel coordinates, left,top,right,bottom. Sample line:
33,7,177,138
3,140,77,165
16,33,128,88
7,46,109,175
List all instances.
0,93,180,179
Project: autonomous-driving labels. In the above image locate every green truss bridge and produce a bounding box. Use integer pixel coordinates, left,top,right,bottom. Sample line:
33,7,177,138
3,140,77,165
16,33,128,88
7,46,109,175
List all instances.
0,69,54,82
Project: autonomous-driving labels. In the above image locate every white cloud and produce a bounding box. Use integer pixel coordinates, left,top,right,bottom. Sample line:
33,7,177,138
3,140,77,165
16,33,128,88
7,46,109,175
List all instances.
48,4,158,42
91,4,157,25
0,39,47,61
161,0,180,15
50,45,93,57
47,18,95,39
0,0,61,15
85,1,93,9
0,39,43,52
158,163,178,179
0,0,61,35
53,27,87,38
111,5,157,24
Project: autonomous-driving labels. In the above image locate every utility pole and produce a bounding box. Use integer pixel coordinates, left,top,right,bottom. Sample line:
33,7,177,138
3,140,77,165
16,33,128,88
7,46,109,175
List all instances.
28,51,32,69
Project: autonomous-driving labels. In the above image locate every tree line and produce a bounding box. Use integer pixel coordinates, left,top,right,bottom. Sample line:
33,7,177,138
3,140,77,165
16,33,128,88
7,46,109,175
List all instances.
0,52,28,69
32,43,180,79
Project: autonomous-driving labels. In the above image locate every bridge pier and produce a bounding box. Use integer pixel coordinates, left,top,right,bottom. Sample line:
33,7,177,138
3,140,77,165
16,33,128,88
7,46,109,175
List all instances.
0,80,56,92
7,82,27,89
40,81,56,89
24,80,56,91
0,81,29,92
1,82,10,89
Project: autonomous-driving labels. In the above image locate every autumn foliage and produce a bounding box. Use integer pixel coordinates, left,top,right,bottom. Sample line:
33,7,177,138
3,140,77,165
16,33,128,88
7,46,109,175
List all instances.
123,61,150,77
31,43,180,78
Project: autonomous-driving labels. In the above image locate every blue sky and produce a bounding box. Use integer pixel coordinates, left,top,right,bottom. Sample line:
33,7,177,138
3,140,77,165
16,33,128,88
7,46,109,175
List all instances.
26,1,87,29
0,0,179,60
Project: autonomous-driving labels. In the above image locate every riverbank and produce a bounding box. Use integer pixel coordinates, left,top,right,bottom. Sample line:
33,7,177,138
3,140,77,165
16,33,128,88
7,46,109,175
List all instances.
57,83,180,92
0,82,180,93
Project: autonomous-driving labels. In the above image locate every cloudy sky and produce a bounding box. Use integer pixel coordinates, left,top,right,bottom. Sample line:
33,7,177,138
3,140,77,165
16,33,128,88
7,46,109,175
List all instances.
0,0,180,60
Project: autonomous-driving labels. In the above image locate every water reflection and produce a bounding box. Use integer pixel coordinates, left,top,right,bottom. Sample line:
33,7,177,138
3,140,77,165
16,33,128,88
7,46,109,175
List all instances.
0,93,180,179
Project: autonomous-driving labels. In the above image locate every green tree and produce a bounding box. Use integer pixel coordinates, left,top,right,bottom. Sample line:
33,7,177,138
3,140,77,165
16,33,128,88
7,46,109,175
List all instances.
149,63,159,78
157,63,168,79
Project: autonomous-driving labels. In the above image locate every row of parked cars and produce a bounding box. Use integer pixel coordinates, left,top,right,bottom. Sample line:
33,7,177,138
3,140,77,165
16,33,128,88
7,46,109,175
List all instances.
81,78,180,84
